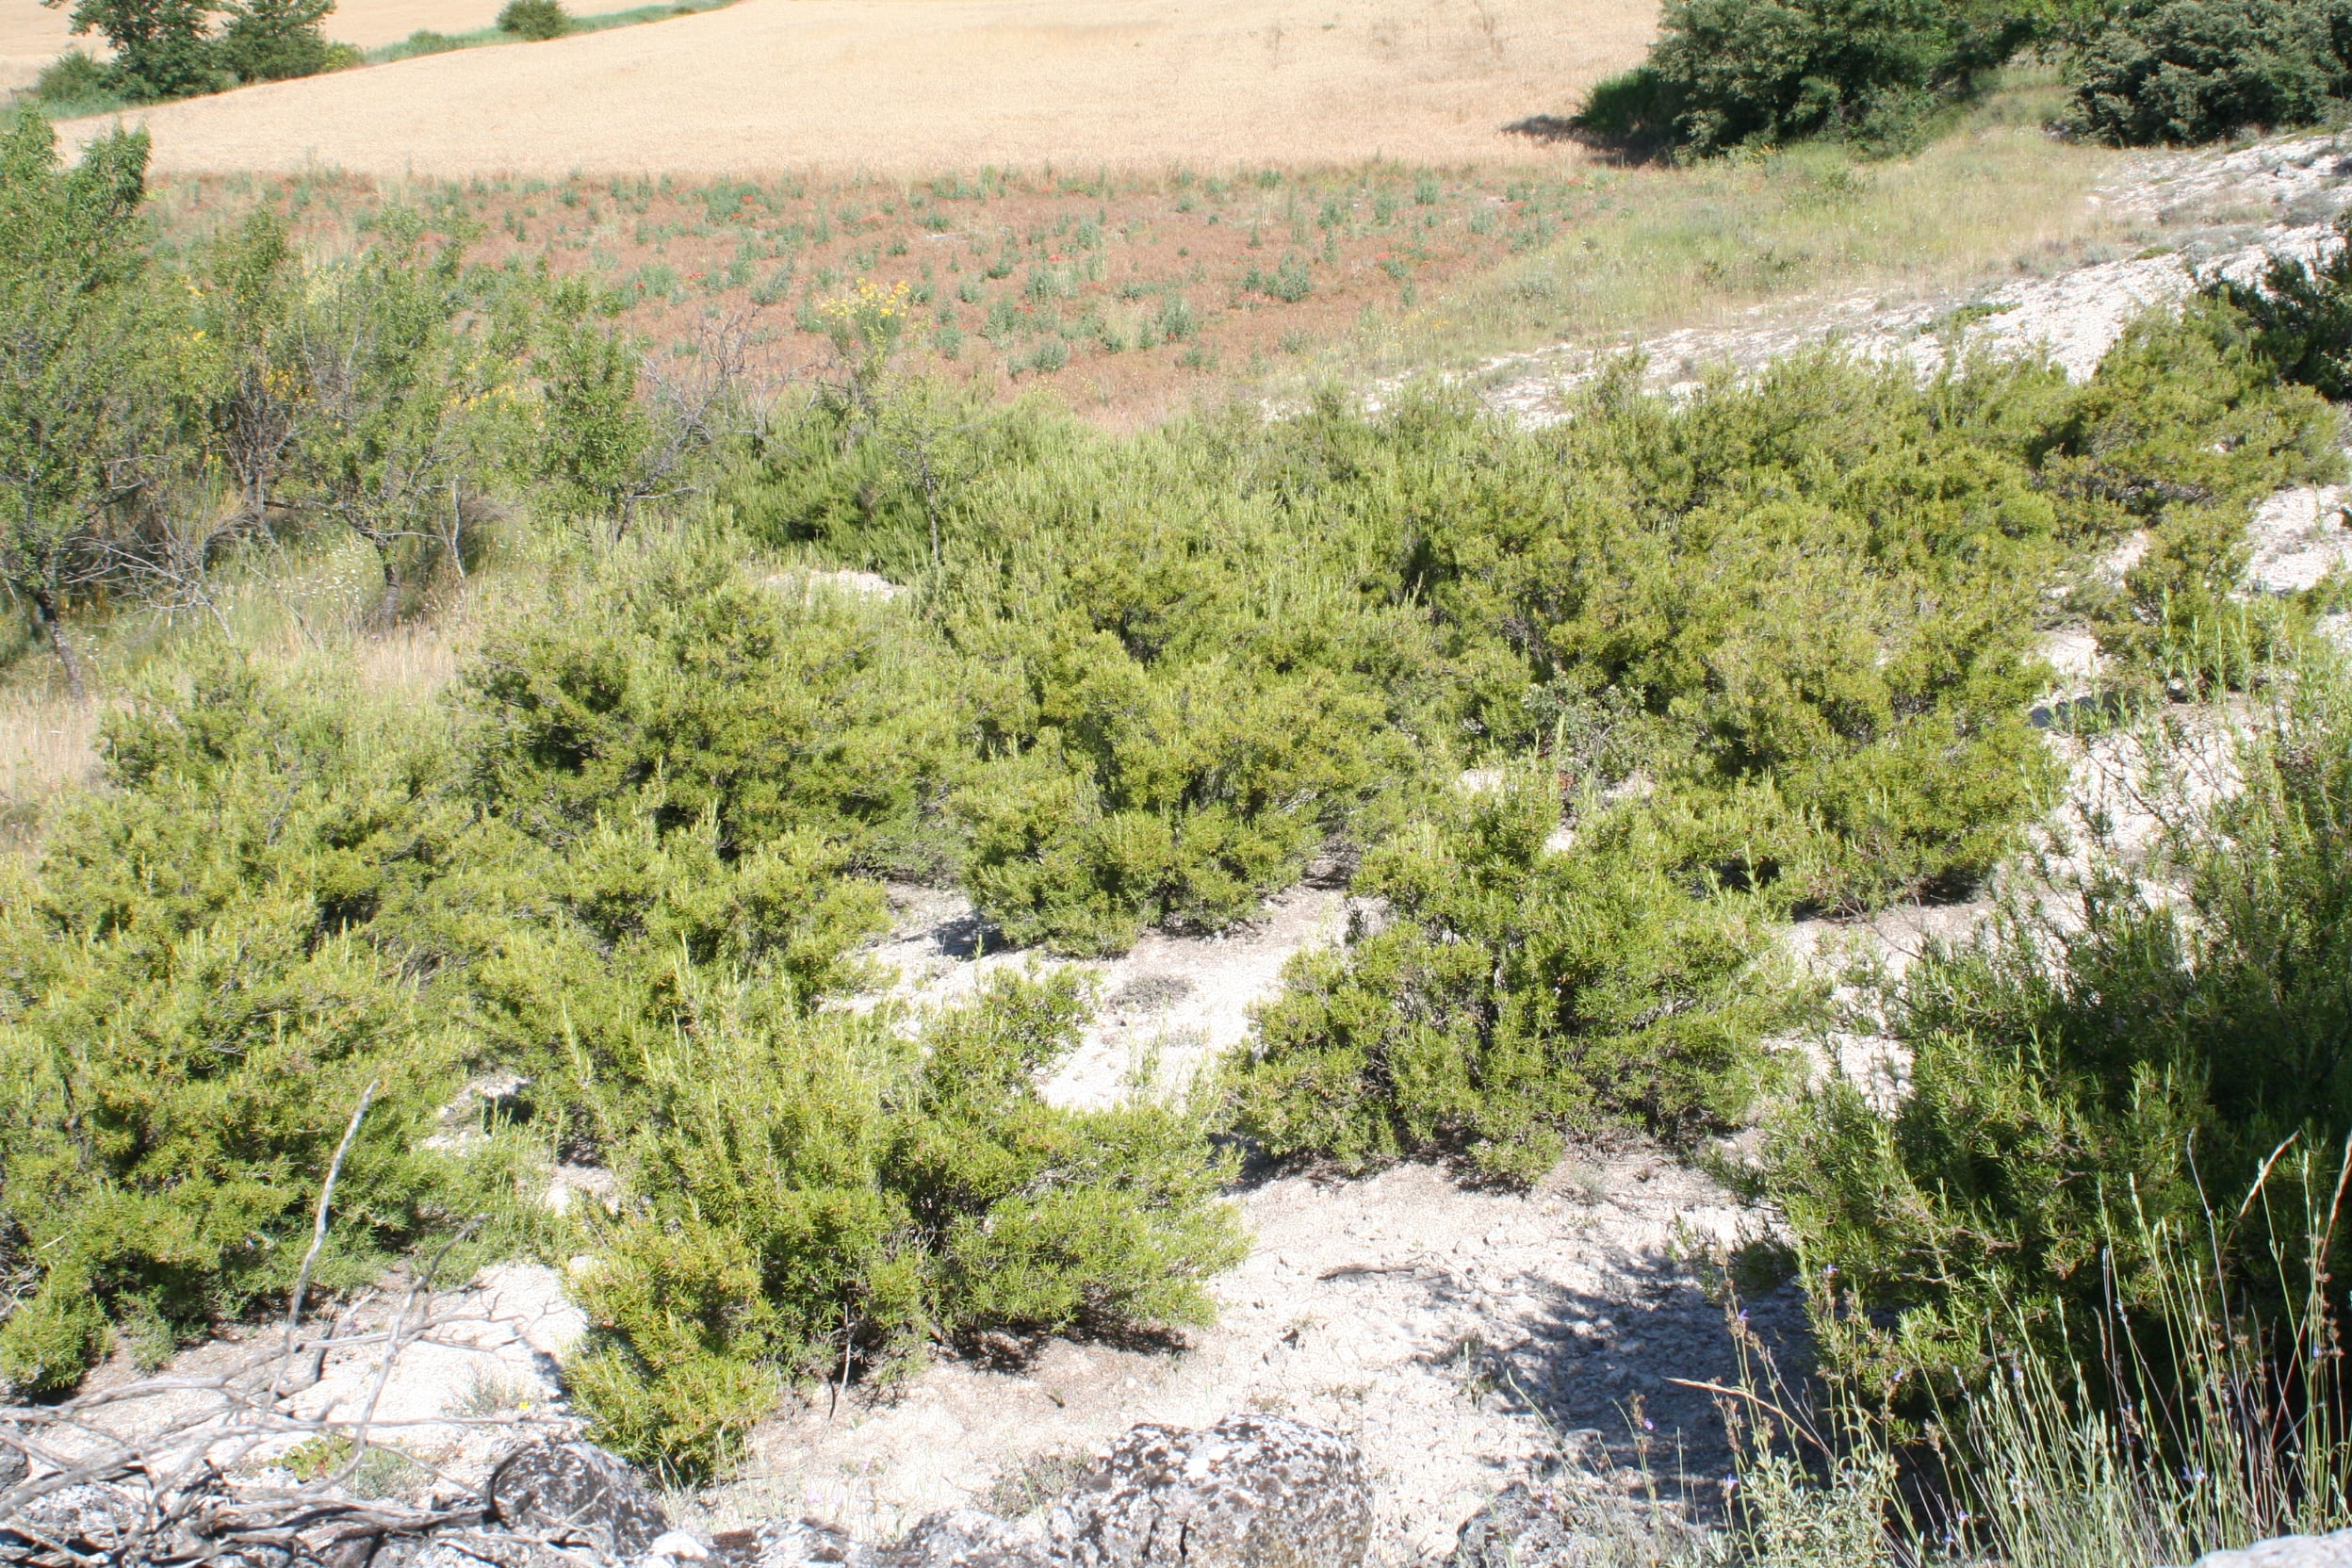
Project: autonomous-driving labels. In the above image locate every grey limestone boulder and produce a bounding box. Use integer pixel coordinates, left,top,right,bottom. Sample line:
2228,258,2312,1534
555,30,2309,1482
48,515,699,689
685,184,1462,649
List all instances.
2188,1531,2352,1568
876,1510,1055,1568
488,1440,669,1558
1045,1414,1373,1568
726,1517,874,1568
0,1427,25,1494
1448,1483,1584,1568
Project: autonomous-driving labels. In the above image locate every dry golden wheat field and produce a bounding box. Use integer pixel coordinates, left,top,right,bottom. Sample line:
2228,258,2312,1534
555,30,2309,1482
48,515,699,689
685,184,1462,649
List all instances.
60,0,1655,176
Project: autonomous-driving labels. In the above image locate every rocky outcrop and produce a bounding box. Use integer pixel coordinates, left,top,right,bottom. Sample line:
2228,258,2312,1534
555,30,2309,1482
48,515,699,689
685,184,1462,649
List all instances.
1446,1478,1707,1568
488,1439,670,1557
1045,1415,1372,1568
2,1419,1368,1568
718,1416,1369,1568
706,1418,1367,1568
881,1510,1054,1568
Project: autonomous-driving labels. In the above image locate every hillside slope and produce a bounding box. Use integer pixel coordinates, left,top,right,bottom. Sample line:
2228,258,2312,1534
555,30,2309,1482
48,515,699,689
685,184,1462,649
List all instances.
61,0,1656,175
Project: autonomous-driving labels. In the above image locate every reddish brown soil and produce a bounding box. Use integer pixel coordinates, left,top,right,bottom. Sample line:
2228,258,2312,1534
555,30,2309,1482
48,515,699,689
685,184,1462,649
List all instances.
159,161,1608,425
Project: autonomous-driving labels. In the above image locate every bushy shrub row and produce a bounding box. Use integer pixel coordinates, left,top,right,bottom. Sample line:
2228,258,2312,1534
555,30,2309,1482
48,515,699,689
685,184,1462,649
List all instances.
39,0,359,106
9,104,2346,1483
2062,0,2352,146
1226,321,2329,1180
1572,0,2352,158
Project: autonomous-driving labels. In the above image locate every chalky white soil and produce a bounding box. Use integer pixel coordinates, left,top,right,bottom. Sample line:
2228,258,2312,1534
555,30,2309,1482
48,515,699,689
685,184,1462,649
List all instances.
728,883,1803,1563
1468,134,2352,419
697,1152,1799,1563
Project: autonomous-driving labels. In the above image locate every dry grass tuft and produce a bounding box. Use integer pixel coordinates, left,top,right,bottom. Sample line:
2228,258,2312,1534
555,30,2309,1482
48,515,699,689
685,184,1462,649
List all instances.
0,690,105,846
1348,73,2157,379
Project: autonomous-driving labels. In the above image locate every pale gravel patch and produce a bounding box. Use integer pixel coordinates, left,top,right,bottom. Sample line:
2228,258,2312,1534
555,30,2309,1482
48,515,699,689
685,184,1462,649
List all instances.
702,1154,1803,1564
60,1264,587,1494
854,881,1362,1111
2247,483,2352,596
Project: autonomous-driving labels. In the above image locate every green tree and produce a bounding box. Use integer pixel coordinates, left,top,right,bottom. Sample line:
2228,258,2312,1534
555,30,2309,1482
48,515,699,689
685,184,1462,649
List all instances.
2065,0,2352,146
42,0,226,102
216,0,346,84
292,212,516,629
0,111,161,698
530,277,655,531
196,206,306,530
1571,0,2039,156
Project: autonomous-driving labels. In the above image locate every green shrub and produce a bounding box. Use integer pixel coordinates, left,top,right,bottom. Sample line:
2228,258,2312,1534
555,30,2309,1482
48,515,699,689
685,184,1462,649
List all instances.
1229,773,1798,1183
2062,300,2344,686
30,51,115,108
2213,212,2352,400
0,1268,111,1396
498,0,572,40
0,657,483,1389
458,538,971,875
566,972,1247,1480
216,0,351,84
1769,650,2352,1394
2064,0,2352,146
1571,0,2037,157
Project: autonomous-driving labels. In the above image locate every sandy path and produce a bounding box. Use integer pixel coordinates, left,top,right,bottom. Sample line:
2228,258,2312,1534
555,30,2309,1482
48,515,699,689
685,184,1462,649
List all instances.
2,0,510,89
62,0,1656,176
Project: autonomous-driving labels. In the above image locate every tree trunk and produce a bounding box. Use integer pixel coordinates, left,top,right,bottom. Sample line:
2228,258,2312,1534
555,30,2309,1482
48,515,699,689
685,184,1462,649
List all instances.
368,550,403,633
30,586,86,704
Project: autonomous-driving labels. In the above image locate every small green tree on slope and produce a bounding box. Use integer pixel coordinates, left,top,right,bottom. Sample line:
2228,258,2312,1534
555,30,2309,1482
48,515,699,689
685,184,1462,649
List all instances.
0,111,163,699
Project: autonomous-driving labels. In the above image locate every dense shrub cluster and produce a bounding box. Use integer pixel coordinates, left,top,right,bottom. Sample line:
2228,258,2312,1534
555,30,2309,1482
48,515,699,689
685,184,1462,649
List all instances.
564,970,1244,1478
1769,649,2352,1391
2063,0,2352,145
0,662,495,1390
717,326,2332,1180
1569,0,2037,157
1229,776,1793,1184
1575,0,2352,156
8,95,2350,1495
0,626,1244,1473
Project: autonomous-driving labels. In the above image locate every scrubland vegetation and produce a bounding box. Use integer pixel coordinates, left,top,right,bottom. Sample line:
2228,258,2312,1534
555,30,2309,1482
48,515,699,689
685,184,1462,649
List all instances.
13,1,2352,1554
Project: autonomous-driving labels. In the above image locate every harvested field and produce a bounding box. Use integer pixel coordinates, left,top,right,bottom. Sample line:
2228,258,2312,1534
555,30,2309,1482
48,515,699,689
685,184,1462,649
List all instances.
0,5,80,91
65,0,1656,177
